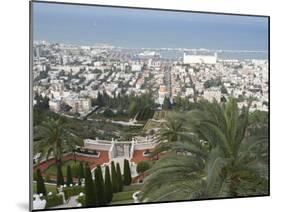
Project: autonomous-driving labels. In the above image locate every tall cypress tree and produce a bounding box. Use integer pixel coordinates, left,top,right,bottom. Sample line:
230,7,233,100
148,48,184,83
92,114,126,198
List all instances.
94,165,105,205
66,165,73,186
110,161,119,193
78,161,84,185
116,163,123,192
162,96,172,110
123,159,132,185
85,164,97,207
104,166,113,203
56,163,64,186
36,169,46,196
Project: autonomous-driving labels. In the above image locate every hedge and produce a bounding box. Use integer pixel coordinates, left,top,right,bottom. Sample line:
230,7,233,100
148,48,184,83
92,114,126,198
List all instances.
63,186,84,200
116,163,123,191
112,190,135,202
66,165,73,186
123,159,132,185
77,195,85,206
36,169,47,196
45,194,64,208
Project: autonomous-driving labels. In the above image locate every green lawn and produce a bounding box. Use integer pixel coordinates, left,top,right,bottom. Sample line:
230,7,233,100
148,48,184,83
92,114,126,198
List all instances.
44,160,81,177
111,190,135,204
77,184,142,206
33,182,58,194
111,199,134,205
123,184,142,192
111,184,143,205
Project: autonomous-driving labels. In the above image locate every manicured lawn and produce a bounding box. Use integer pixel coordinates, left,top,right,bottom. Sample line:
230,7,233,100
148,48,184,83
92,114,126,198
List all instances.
111,184,142,205
44,160,81,177
77,184,142,206
123,184,142,192
111,189,139,205
33,182,58,194
111,199,134,205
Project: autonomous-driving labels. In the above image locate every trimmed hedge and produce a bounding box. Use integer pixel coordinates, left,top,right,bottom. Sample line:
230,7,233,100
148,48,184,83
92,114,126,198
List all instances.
45,194,64,208
136,161,150,174
63,186,84,200
111,161,119,193
112,191,135,202
104,166,113,203
94,165,105,205
84,164,97,206
123,159,132,185
116,163,123,191
77,195,85,206
66,165,73,186
36,169,47,196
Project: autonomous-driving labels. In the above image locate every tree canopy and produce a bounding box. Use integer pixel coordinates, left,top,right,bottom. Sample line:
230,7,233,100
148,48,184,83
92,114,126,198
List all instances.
141,99,268,201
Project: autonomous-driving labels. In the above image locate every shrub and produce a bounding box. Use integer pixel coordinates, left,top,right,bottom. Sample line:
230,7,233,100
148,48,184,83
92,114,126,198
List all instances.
104,166,113,203
84,164,97,206
123,159,132,185
66,165,73,186
136,161,150,174
71,163,79,177
94,165,105,205
33,170,37,181
36,169,47,196
112,190,135,202
77,195,85,206
111,161,119,193
78,162,84,185
45,194,64,208
44,174,51,183
116,163,123,191
103,108,114,118
63,186,84,200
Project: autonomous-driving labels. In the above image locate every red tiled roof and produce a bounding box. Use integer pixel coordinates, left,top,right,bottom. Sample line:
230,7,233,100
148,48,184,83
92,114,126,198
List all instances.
35,151,109,173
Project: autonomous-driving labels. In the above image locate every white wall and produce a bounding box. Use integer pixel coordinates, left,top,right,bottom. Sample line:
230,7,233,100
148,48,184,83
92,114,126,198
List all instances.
183,54,217,64
0,0,279,212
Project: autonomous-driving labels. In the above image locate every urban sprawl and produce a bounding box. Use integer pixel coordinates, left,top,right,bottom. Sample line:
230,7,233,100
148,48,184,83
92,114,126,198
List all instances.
33,41,268,117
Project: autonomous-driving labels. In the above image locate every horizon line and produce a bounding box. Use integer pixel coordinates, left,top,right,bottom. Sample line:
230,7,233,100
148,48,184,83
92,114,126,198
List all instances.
33,40,268,53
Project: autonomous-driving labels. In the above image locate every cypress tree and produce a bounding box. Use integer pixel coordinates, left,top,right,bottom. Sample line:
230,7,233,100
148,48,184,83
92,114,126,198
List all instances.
162,96,172,110
110,161,119,193
56,163,64,186
78,161,84,185
66,165,73,186
123,159,132,185
116,163,123,192
104,166,113,203
36,169,46,196
94,165,105,205
85,164,97,206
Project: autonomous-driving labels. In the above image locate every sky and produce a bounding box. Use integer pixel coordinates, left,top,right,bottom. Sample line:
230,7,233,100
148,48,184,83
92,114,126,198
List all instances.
32,2,269,51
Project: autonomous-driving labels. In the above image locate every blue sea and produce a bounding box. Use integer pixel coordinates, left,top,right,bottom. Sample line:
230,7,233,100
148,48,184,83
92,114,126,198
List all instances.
32,2,268,59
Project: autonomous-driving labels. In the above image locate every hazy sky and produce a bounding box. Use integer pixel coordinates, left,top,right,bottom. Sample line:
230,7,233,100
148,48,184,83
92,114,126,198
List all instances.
33,2,268,50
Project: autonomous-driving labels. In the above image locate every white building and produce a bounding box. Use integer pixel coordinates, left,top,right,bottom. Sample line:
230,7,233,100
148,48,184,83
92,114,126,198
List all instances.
203,89,221,102
64,95,92,114
49,99,61,112
158,85,169,105
183,53,217,64
131,64,142,72
185,87,194,97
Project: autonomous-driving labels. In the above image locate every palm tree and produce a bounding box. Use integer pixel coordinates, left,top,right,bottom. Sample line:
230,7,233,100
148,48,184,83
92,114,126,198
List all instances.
151,112,196,159
140,99,268,202
34,117,83,173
